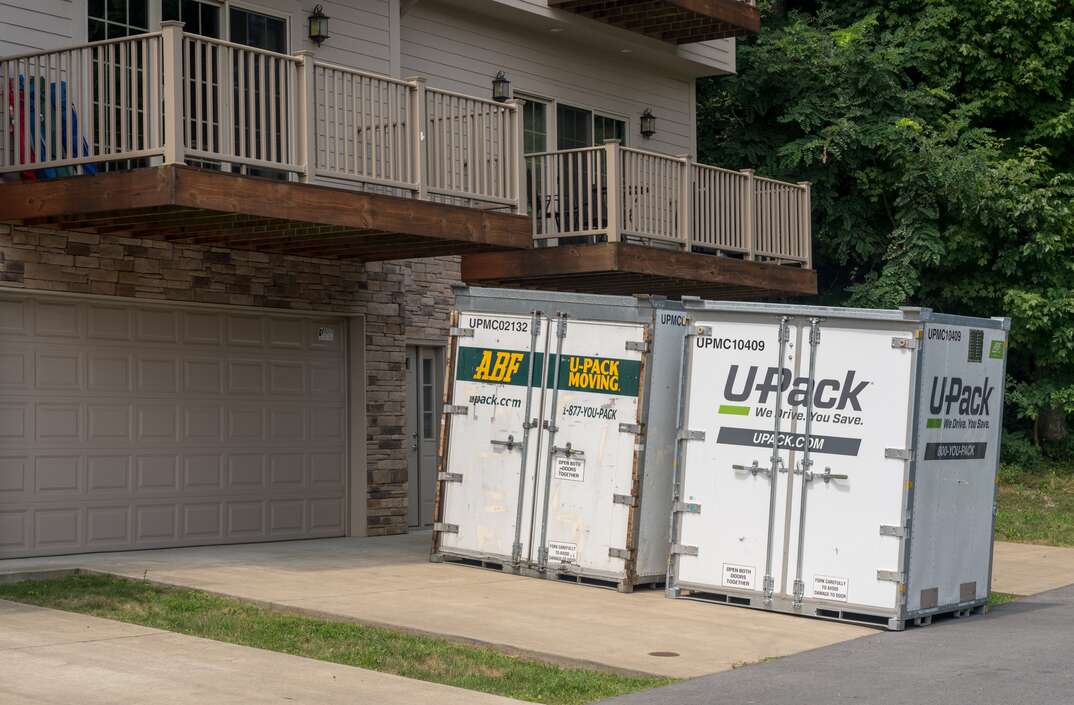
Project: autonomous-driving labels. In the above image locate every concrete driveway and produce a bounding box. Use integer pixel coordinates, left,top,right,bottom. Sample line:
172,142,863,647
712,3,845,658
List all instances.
3,535,1072,679
0,598,521,705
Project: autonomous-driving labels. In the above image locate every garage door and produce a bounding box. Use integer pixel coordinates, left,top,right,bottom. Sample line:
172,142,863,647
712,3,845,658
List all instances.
0,293,348,559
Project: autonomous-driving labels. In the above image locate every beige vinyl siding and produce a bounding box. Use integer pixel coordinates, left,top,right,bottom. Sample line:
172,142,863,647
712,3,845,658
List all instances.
0,0,80,54
401,0,696,156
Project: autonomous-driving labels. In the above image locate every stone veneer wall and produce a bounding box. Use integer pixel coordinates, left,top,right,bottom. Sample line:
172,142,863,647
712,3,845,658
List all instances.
0,224,460,536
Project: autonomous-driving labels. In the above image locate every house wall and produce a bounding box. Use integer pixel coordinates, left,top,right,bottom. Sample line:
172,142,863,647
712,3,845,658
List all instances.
0,223,460,536
401,0,698,156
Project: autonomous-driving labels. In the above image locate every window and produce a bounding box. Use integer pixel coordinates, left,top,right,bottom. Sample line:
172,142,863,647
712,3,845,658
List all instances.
556,104,592,150
230,6,287,53
88,0,148,41
523,100,548,155
421,358,436,439
162,0,221,38
557,104,627,149
594,114,626,145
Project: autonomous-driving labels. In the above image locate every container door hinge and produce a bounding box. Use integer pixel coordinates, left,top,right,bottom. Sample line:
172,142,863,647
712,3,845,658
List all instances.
877,570,905,583
885,448,913,461
671,544,699,557
433,522,459,534
491,435,521,451
612,493,636,507
674,501,701,514
879,525,906,538
689,325,712,337
449,327,474,338
608,548,631,560
438,472,463,483
625,340,648,352
891,337,918,350
678,429,705,442
618,422,643,435
444,404,469,415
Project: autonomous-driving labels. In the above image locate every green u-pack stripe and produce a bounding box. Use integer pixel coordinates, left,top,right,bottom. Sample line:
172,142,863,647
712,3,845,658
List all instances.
456,347,640,397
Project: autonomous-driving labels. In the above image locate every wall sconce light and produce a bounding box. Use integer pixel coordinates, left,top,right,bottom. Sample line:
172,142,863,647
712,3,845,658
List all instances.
640,109,656,139
492,71,511,103
308,5,330,46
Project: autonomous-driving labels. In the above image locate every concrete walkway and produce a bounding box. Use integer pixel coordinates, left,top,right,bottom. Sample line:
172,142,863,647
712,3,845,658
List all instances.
595,583,1074,705
2,536,1071,679
0,598,521,705
0,533,872,678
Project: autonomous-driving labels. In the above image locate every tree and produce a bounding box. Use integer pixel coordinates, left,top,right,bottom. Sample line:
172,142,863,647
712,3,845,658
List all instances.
697,1,1074,445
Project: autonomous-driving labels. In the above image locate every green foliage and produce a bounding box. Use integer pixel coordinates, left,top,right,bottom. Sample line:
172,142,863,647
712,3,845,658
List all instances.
1001,431,1043,469
698,1,1074,441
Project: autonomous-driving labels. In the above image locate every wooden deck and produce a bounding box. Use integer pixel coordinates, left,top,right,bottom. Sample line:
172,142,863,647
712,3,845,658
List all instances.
461,242,817,299
0,166,531,261
548,0,760,43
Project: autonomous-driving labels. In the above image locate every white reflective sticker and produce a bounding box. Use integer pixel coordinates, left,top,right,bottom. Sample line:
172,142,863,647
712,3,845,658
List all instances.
548,541,578,563
554,456,585,482
814,575,849,602
722,563,755,590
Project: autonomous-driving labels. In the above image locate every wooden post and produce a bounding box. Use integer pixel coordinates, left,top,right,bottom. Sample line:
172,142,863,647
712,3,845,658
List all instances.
604,139,621,243
678,154,692,251
295,50,316,183
799,180,812,269
161,21,185,166
740,168,755,260
406,77,428,200
506,98,525,214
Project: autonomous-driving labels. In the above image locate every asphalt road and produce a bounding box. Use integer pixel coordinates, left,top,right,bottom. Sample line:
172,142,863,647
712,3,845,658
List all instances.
599,585,1074,705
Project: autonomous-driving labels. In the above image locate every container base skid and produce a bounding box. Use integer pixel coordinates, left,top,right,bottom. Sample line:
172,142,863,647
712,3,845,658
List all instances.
432,550,662,593
668,584,990,631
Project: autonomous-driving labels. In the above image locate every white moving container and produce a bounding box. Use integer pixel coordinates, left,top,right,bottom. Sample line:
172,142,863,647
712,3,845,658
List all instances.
667,301,1009,629
432,288,690,591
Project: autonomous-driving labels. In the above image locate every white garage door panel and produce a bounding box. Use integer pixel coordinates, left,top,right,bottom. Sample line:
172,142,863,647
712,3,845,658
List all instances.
0,295,348,558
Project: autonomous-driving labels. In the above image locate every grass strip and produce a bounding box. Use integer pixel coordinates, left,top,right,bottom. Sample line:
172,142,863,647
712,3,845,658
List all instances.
988,592,1020,607
0,574,671,705
995,470,1074,547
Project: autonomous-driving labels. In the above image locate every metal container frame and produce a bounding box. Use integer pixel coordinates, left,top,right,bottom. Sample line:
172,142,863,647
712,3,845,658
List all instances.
666,299,1010,630
431,286,690,592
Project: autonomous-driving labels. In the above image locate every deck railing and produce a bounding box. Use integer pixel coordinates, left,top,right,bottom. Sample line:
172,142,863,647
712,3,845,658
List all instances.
0,22,523,211
528,141,812,266
0,24,810,265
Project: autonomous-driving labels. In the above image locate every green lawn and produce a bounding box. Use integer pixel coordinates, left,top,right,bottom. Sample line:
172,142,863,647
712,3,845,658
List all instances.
995,469,1074,547
0,574,670,705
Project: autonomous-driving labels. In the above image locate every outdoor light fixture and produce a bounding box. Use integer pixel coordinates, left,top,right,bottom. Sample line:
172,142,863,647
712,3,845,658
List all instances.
640,109,656,139
492,71,511,102
308,5,330,46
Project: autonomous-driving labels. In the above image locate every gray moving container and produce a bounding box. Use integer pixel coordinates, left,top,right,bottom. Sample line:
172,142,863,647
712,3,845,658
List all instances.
667,300,1009,629
432,287,689,591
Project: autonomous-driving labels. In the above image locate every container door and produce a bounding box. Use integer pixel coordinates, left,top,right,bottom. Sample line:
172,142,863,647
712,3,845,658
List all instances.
674,316,796,599
529,315,648,578
783,320,914,613
437,311,548,563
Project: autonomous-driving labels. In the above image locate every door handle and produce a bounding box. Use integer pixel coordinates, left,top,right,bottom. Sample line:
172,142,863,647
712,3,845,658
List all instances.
803,467,848,484
551,443,584,458
491,434,521,451
732,460,769,477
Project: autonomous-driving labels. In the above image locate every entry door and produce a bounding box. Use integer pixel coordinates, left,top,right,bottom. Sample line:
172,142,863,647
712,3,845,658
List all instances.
783,322,912,610
675,316,796,597
526,316,647,575
407,346,442,527
438,312,548,562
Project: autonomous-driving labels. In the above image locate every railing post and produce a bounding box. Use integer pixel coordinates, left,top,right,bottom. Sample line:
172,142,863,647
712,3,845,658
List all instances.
295,50,316,183
506,98,525,214
799,181,812,269
161,21,185,166
678,154,692,251
604,139,621,242
740,168,755,260
406,77,428,201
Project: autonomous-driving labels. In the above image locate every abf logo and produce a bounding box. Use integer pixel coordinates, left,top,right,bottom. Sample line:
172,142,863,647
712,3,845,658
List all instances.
473,350,524,383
